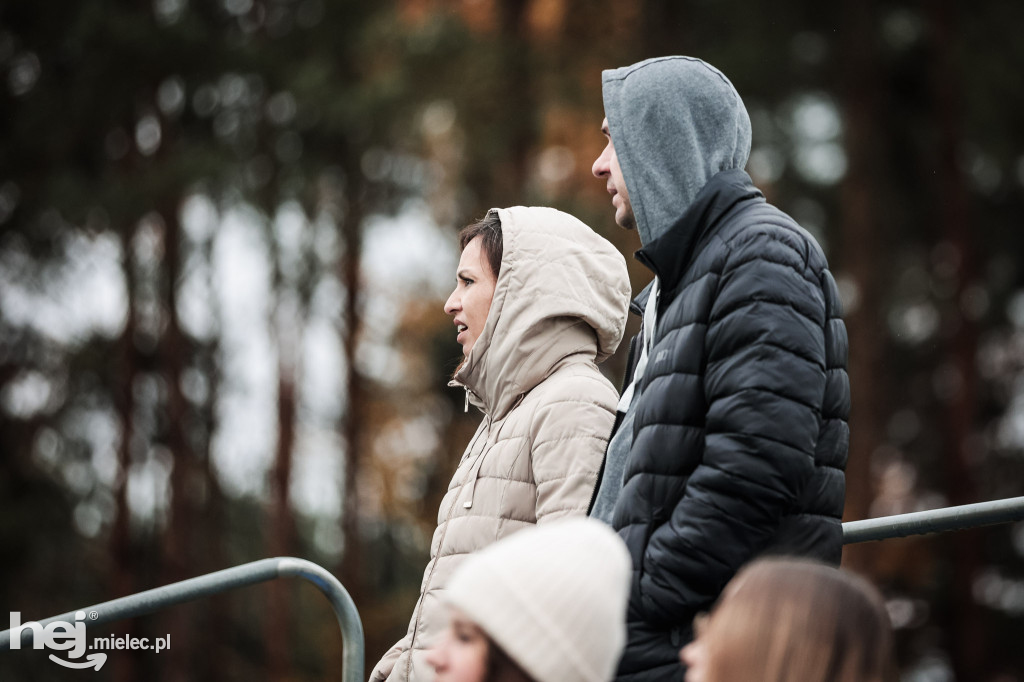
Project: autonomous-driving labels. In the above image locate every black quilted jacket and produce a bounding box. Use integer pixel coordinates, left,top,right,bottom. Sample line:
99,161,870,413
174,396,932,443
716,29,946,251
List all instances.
611,169,850,682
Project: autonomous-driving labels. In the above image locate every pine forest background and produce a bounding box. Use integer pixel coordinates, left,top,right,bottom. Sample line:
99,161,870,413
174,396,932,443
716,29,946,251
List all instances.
2,0,1024,680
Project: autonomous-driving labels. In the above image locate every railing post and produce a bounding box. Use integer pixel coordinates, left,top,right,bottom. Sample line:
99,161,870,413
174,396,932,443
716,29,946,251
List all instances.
278,558,364,682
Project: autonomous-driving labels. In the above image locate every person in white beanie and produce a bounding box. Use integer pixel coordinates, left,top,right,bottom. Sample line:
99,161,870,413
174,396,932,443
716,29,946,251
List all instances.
425,518,632,682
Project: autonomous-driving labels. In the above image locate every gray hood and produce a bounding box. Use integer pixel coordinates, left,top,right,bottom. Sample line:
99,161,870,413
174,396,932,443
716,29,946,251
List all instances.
602,56,752,246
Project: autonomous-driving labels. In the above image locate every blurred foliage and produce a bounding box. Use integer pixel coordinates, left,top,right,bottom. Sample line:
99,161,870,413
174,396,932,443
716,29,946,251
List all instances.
2,0,1024,680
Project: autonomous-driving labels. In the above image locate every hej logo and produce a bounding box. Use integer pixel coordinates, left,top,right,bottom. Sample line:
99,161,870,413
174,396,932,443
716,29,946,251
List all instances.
8,610,107,671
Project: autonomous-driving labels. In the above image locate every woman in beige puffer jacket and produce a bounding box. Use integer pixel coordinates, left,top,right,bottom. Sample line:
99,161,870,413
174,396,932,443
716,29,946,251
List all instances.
369,206,631,682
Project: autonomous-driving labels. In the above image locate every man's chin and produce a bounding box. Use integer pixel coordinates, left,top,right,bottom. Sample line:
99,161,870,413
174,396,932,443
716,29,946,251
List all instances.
615,211,637,230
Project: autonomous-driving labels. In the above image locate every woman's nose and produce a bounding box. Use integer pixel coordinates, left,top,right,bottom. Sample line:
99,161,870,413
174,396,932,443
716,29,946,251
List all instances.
444,290,459,315
425,645,444,672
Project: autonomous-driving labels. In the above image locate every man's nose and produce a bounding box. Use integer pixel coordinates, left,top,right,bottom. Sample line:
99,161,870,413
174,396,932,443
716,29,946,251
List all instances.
592,146,610,178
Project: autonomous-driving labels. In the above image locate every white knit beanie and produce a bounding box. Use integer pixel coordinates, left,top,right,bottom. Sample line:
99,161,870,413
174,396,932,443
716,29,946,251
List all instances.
443,518,631,682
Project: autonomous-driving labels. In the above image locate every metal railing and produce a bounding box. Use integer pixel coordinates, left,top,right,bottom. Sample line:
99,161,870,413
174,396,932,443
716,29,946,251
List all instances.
0,557,364,682
843,496,1024,544
3,496,1024,680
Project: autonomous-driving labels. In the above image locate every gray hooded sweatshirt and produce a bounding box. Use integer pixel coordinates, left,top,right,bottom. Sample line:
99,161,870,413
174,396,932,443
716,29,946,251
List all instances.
590,56,752,522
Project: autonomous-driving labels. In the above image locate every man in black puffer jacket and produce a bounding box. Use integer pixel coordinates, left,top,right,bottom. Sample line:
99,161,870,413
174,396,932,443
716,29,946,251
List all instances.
588,56,850,682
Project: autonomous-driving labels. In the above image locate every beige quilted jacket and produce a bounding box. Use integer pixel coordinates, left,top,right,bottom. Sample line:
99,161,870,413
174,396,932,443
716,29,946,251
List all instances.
369,206,631,682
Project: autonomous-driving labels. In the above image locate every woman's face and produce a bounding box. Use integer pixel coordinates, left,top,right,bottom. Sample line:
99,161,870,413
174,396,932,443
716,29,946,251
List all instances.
425,608,490,682
444,236,498,357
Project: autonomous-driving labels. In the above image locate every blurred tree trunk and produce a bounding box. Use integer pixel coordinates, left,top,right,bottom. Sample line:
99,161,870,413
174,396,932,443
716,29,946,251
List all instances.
197,270,228,682
930,0,985,676
159,200,199,682
496,0,532,203
267,356,298,679
838,0,885,572
110,228,139,682
200,414,228,681
339,186,366,601
643,0,689,56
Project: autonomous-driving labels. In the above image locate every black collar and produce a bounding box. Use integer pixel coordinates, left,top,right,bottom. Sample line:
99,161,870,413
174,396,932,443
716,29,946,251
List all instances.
633,169,763,296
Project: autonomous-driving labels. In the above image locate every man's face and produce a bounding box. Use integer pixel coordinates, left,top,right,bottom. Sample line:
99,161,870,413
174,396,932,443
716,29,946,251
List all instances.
592,117,636,230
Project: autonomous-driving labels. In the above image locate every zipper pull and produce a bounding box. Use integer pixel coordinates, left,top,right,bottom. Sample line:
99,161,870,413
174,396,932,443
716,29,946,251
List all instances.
464,389,469,413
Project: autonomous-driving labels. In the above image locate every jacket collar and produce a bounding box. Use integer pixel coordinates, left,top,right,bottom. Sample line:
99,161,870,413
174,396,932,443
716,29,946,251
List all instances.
630,281,654,317
633,169,763,296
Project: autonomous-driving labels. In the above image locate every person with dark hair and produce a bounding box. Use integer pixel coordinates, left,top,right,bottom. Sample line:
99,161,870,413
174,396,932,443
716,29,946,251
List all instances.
427,518,632,682
458,211,503,287
370,207,632,682
588,55,850,681
680,559,896,682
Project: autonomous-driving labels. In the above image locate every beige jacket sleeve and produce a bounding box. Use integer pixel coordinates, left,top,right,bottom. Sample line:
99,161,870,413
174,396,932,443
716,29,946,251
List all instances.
369,632,410,682
529,371,615,523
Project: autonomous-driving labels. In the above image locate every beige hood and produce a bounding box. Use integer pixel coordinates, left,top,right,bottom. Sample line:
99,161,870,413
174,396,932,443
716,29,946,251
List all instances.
452,206,631,420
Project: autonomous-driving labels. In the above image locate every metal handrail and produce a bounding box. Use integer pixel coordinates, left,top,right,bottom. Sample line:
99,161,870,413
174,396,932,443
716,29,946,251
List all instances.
0,557,364,682
842,496,1024,544
5,499,1024,678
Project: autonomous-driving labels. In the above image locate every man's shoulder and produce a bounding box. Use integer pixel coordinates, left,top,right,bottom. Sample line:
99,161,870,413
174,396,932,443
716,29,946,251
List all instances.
715,200,829,273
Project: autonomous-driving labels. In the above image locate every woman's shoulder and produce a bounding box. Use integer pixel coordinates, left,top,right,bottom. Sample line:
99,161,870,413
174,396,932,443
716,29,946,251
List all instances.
522,358,618,412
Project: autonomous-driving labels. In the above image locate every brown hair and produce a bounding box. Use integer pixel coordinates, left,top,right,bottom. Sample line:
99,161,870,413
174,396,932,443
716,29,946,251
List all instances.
485,636,535,682
700,559,896,682
459,212,503,279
